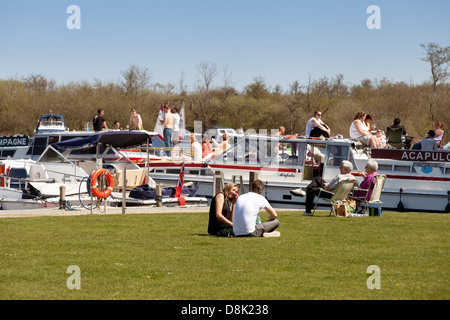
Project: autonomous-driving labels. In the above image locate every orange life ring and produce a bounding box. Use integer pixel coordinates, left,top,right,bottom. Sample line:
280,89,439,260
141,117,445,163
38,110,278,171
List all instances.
89,168,114,198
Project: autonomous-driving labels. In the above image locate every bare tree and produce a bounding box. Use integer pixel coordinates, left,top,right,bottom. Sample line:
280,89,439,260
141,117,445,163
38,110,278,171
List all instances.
196,61,218,92
285,81,303,134
420,42,450,121
120,64,151,104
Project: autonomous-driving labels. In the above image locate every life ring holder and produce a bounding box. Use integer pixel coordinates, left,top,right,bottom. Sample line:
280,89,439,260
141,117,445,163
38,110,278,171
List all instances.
89,168,114,199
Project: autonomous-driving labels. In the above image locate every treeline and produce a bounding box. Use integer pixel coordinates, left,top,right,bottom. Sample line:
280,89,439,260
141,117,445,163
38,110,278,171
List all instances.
0,66,449,144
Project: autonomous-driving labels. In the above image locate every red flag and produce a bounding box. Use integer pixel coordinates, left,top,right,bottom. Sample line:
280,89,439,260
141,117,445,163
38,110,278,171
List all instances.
175,162,185,198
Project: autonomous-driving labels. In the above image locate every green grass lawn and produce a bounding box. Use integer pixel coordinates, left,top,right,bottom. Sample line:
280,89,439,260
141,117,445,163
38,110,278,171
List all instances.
0,210,448,300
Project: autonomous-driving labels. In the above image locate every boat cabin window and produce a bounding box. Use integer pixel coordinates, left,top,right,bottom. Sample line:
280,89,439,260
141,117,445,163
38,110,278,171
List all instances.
31,137,49,156
8,168,27,189
378,164,392,171
325,145,349,167
279,142,299,165
394,165,411,172
0,149,16,158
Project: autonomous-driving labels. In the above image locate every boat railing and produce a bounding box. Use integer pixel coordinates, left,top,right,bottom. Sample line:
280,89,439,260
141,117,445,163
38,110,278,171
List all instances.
0,174,56,190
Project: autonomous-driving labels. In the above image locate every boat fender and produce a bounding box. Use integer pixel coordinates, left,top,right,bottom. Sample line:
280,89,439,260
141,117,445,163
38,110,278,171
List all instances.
89,168,114,199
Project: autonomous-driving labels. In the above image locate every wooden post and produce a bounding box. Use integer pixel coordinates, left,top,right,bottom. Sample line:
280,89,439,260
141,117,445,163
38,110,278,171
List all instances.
122,167,127,214
232,175,244,194
59,185,66,210
156,183,162,207
213,171,224,195
249,172,259,191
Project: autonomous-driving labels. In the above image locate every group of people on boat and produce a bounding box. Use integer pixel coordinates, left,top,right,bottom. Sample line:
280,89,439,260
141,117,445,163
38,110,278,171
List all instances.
187,133,229,162
300,110,445,151
93,107,146,132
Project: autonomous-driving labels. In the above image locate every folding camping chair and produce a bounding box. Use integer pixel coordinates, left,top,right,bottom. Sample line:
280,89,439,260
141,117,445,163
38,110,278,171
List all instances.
352,174,386,214
386,127,405,149
312,179,356,216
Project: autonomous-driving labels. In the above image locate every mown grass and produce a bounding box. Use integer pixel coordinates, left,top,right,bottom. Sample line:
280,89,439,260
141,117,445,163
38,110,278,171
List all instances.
0,210,448,300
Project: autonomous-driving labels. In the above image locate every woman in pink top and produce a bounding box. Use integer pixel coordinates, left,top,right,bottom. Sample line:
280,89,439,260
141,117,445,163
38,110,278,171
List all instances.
353,160,379,211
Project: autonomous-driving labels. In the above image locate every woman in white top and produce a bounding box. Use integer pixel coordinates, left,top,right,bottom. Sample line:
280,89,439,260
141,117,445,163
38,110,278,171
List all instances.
190,134,202,161
433,121,444,147
349,112,378,148
306,110,330,138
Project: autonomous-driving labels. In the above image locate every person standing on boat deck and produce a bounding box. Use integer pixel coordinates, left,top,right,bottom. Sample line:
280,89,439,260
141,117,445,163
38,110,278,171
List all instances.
233,180,280,237
171,107,180,146
128,108,143,130
93,108,108,132
290,160,355,216
349,112,377,148
306,110,330,138
208,182,239,237
162,104,174,156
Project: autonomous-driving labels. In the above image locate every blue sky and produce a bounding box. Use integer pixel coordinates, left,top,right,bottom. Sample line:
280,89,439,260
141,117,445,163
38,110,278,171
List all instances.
1,0,449,91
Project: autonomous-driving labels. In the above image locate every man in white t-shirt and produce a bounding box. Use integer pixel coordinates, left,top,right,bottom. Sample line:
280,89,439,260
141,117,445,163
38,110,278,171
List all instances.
233,180,280,237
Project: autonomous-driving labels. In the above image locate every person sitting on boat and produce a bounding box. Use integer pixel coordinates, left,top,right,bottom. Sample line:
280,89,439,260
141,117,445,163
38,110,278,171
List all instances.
276,126,286,137
421,130,439,151
290,160,355,216
93,108,108,132
433,121,445,147
306,110,330,138
353,159,379,213
364,114,376,131
190,134,202,162
203,133,229,161
411,130,439,151
202,140,213,158
113,120,121,131
375,130,388,148
233,180,280,237
387,118,412,149
208,182,239,237
349,112,378,148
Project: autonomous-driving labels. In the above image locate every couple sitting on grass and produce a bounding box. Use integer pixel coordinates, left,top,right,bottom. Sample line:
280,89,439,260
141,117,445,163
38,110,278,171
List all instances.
208,180,280,238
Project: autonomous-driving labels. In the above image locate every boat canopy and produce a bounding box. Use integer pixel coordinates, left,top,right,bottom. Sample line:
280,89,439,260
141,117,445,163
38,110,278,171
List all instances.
51,131,155,151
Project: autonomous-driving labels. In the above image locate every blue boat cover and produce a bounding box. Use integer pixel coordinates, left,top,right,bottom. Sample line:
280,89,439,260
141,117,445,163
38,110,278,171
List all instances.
52,131,152,151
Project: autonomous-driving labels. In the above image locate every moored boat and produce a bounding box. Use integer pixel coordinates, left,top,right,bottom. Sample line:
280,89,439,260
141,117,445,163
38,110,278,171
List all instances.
145,134,450,213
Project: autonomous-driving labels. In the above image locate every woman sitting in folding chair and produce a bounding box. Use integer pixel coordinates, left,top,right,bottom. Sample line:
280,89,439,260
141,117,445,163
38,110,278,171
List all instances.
290,160,355,216
353,160,379,213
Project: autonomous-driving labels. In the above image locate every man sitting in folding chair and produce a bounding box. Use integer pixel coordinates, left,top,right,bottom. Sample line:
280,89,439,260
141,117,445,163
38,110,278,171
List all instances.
290,160,355,216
